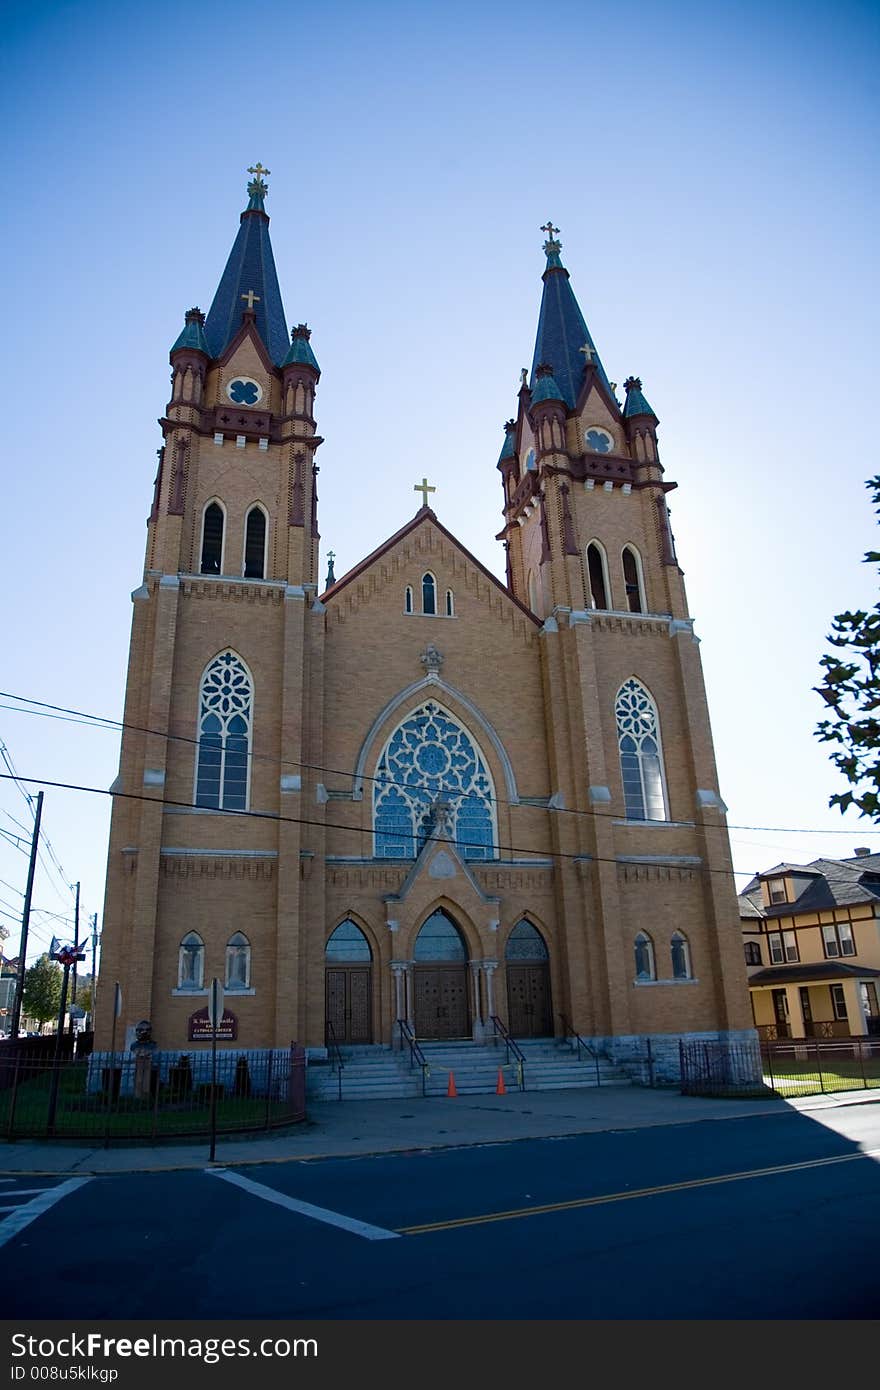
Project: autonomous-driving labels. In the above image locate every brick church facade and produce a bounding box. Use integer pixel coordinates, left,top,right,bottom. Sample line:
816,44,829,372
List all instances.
96,170,753,1074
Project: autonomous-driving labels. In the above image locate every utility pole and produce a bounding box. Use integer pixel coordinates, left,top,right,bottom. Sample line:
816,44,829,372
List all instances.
90,913,98,1030
9,790,44,1040
69,881,81,1034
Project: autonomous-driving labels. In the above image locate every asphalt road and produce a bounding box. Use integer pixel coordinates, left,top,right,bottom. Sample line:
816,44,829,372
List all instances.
2,1103,879,1319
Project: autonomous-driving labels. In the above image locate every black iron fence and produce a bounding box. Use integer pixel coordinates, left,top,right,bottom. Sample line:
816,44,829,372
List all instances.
0,1043,306,1143
680,1036,880,1099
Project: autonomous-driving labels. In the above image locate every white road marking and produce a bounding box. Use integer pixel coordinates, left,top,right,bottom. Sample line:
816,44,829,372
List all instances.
209,1168,400,1241
0,1187,63,1198
0,1177,92,1249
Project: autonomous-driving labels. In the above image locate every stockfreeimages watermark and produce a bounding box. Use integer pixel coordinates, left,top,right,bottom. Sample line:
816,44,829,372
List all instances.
10,1333,317,1368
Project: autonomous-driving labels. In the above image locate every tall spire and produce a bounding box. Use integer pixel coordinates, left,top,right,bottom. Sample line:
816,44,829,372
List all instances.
530,223,615,408
203,165,289,366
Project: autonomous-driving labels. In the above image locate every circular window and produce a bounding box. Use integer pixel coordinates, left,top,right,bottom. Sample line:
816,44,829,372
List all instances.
585,428,613,454
226,377,263,407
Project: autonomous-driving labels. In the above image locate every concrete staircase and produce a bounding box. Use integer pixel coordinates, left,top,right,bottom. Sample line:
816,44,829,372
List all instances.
306,1037,631,1102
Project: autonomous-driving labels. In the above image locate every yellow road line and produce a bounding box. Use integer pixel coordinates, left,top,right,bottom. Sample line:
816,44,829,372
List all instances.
399,1146,880,1234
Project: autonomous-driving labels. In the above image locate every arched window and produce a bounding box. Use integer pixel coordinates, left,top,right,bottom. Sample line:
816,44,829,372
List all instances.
634,932,655,981
671,932,692,980
178,932,204,989
225,932,251,989
422,572,436,615
615,679,668,822
622,545,645,614
200,502,224,574
586,542,609,610
374,701,496,861
505,920,549,961
744,941,762,966
325,919,372,962
194,651,253,811
446,589,454,617
414,910,467,961
243,506,267,579
405,586,413,614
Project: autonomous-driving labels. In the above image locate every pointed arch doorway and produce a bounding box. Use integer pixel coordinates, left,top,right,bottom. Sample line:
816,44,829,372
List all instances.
505,920,552,1038
325,920,373,1044
412,910,470,1040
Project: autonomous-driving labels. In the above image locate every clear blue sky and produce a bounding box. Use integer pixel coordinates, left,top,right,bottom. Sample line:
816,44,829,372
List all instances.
1,0,878,968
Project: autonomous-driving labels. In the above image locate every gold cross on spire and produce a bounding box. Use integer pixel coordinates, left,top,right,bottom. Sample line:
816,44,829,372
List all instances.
247,163,271,179
241,289,261,310
414,477,436,507
541,221,560,240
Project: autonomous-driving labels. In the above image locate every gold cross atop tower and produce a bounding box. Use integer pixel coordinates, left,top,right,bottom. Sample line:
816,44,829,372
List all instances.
241,289,261,310
247,163,271,179
414,477,436,508
541,221,560,240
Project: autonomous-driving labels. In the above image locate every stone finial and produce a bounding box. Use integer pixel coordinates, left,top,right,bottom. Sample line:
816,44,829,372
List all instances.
624,376,643,393
420,644,443,675
185,307,205,325
535,362,554,379
291,323,312,340
504,418,516,433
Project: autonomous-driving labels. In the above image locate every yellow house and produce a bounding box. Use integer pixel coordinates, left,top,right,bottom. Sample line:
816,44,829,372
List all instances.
740,853,880,1040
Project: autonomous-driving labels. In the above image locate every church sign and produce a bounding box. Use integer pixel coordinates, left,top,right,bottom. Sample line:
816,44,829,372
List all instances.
187,1007,238,1041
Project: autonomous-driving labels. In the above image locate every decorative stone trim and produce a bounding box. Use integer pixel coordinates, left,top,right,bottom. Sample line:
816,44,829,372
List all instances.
589,786,611,804
632,978,699,987
280,774,302,792
143,769,165,788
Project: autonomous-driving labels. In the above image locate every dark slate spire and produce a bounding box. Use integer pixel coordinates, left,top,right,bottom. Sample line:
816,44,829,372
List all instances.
623,375,657,419
203,165,289,366
325,550,336,587
531,223,615,409
497,419,517,464
281,323,321,375
530,362,565,404
171,307,210,356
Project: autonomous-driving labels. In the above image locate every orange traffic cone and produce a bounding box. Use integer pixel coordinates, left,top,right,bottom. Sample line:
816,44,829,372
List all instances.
447,1070,457,1097
496,1068,506,1095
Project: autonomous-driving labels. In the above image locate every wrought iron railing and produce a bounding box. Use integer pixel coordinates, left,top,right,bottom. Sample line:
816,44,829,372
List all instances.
557,1012,602,1086
489,1016,525,1090
325,1021,345,1101
680,1035,880,1098
397,1020,429,1096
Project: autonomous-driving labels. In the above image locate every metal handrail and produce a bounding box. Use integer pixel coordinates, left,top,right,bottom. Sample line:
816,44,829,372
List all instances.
558,1012,601,1086
397,1020,429,1096
325,1021,344,1101
489,1016,525,1090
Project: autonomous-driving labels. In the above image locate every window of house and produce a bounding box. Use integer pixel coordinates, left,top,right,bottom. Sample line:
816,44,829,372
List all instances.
615,679,668,822
622,546,644,614
586,542,609,610
822,922,856,958
744,941,762,966
225,932,251,989
768,877,787,905
670,932,692,979
634,932,656,981
422,572,436,615
768,930,799,964
860,981,879,1019
831,984,847,1021
194,651,253,811
178,932,204,989
200,502,224,574
243,506,266,579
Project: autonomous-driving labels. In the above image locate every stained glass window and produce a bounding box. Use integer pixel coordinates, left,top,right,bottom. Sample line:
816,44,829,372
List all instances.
615,679,668,822
178,932,204,989
225,932,251,989
505,920,549,961
634,932,655,981
422,572,436,615
374,702,496,860
244,507,266,579
195,651,253,811
414,910,466,961
201,502,224,574
325,920,372,962
671,932,691,980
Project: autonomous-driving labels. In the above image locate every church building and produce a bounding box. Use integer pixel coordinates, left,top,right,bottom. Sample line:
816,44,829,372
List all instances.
96,168,753,1076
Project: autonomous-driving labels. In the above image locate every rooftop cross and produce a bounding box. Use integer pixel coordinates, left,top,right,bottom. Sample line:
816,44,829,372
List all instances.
241,289,261,310
579,342,595,363
414,477,436,507
540,221,560,241
247,163,271,180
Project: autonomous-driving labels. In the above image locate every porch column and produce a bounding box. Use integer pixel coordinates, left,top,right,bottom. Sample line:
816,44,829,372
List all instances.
469,961,483,1024
785,985,806,1040
842,978,868,1036
391,962,406,1041
483,960,498,1021
404,962,415,1030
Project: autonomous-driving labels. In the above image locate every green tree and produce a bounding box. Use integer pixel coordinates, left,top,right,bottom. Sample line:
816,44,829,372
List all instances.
815,475,880,819
22,954,63,1026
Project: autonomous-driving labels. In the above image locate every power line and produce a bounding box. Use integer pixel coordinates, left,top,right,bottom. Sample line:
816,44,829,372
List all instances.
1,688,876,841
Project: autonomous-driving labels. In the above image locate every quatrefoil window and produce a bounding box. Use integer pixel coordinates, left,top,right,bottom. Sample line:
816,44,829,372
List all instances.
585,428,613,454
226,377,262,406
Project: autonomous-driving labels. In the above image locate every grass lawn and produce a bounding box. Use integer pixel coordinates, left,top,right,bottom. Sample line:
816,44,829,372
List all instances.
762,1056,880,1099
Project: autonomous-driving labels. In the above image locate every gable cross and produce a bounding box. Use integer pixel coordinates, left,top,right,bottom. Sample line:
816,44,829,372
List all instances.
241,289,261,310
414,477,436,507
579,342,595,363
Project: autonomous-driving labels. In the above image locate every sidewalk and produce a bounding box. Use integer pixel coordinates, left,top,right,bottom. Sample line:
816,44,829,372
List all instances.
1,1084,877,1176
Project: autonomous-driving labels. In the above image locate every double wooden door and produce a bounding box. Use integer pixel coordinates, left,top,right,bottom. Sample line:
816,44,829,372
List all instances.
325,967,372,1044
506,964,552,1038
413,966,469,1039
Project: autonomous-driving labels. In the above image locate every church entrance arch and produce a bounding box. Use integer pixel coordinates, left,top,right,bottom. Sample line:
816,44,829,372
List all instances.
325,920,373,1045
412,909,470,1040
505,920,552,1038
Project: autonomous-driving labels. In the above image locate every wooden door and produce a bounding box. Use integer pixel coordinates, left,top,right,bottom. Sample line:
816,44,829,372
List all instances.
506,964,552,1038
413,967,469,1039
771,989,790,1039
325,967,372,1044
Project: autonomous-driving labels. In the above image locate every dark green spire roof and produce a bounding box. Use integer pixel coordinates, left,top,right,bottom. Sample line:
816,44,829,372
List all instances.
530,363,565,404
497,419,516,464
203,166,289,366
623,376,657,419
530,227,615,409
171,307,210,356
281,323,320,374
